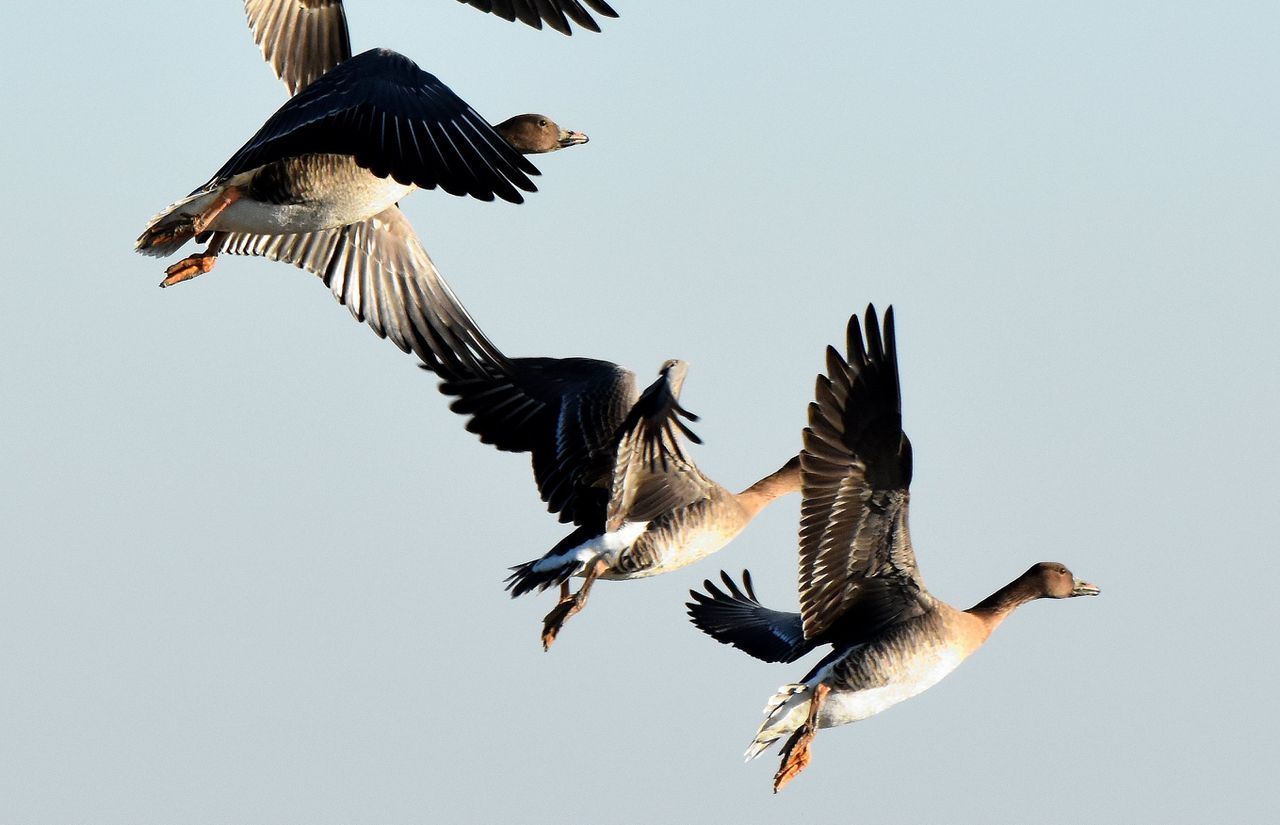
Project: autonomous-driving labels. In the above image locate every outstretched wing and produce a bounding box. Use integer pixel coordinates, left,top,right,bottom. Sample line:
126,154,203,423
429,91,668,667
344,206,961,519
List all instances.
209,48,539,204
605,360,710,529
797,305,932,641
457,0,619,34
687,570,812,664
206,205,503,369
244,0,351,95
434,352,641,528
242,0,619,97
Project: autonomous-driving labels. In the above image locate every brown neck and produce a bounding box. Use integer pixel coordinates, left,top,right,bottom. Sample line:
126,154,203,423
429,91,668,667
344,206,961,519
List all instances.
735,456,802,519
965,576,1043,631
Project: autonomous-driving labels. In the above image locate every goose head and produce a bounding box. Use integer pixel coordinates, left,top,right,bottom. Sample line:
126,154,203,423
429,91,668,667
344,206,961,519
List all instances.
1024,562,1100,599
495,114,589,153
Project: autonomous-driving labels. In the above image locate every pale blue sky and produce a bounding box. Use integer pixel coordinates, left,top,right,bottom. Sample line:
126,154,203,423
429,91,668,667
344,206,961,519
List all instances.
2,1,1278,822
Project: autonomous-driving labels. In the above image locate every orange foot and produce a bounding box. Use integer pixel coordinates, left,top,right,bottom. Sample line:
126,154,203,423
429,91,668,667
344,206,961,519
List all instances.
140,221,194,252
160,252,218,288
773,683,830,793
773,726,815,793
539,558,606,651
540,595,582,651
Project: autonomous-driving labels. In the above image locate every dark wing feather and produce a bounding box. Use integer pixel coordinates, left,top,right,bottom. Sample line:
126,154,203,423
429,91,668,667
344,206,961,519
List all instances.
605,363,711,529
244,0,351,95
208,48,539,203
457,0,619,34
207,206,503,370
797,305,932,641
243,0,619,100
687,570,813,664
434,354,640,528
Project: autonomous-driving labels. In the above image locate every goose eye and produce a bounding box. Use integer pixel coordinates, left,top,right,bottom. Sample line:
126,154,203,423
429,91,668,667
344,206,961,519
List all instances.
538,119,548,127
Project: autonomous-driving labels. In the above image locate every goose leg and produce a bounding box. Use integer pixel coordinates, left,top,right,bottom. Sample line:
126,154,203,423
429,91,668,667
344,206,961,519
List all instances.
192,186,242,234
160,230,230,288
773,682,830,793
541,557,607,651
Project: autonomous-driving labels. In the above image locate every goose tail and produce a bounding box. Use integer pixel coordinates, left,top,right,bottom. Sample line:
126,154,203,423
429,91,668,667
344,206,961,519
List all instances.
135,189,222,257
504,525,597,598
745,683,812,761
505,556,579,598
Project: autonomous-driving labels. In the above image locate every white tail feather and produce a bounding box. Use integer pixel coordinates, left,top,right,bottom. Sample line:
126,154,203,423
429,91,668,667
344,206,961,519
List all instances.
744,683,811,761
136,188,221,257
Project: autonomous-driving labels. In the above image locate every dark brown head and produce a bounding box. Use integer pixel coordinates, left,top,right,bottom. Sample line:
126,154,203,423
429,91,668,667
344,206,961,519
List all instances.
1023,562,1100,599
494,114,589,154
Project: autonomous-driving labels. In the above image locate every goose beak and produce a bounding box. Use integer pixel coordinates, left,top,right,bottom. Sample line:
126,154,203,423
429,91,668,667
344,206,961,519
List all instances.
558,129,589,148
1071,579,1100,597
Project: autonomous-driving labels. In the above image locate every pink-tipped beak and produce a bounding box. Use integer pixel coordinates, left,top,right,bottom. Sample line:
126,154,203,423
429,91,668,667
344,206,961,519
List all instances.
558,129,589,148
1071,579,1100,597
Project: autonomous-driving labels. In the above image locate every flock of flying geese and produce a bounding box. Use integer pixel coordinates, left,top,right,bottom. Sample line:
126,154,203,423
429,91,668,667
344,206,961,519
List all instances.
136,1,1100,793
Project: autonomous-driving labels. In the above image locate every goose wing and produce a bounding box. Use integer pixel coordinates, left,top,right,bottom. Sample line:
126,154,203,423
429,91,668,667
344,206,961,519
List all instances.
604,360,711,529
206,205,502,369
458,0,619,34
434,351,643,528
796,305,933,641
242,0,618,98
686,570,812,664
244,0,351,95
209,48,539,203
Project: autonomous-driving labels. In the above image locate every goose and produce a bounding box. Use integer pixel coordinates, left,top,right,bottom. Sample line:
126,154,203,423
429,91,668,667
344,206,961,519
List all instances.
424,334,802,650
245,0,621,96
687,305,1099,792
136,45,586,363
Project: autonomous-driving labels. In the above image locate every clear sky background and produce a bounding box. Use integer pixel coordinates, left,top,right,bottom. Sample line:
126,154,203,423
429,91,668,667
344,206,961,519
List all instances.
2,1,1278,822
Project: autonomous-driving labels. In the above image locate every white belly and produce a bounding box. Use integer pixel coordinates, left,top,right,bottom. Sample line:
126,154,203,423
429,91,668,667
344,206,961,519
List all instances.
603,525,735,580
814,645,968,728
212,174,414,234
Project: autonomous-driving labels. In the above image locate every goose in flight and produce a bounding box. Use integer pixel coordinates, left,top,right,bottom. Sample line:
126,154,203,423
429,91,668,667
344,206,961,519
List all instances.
687,305,1099,792
427,340,802,650
136,47,586,362
245,0,621,95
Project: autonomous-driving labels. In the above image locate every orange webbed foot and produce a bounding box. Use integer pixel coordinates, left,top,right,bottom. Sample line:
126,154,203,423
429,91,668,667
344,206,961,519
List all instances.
773,734,813,792
160,252,218,288
538,558,607,652
540,594,583,651
772,683,830,793
141,222,193,252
